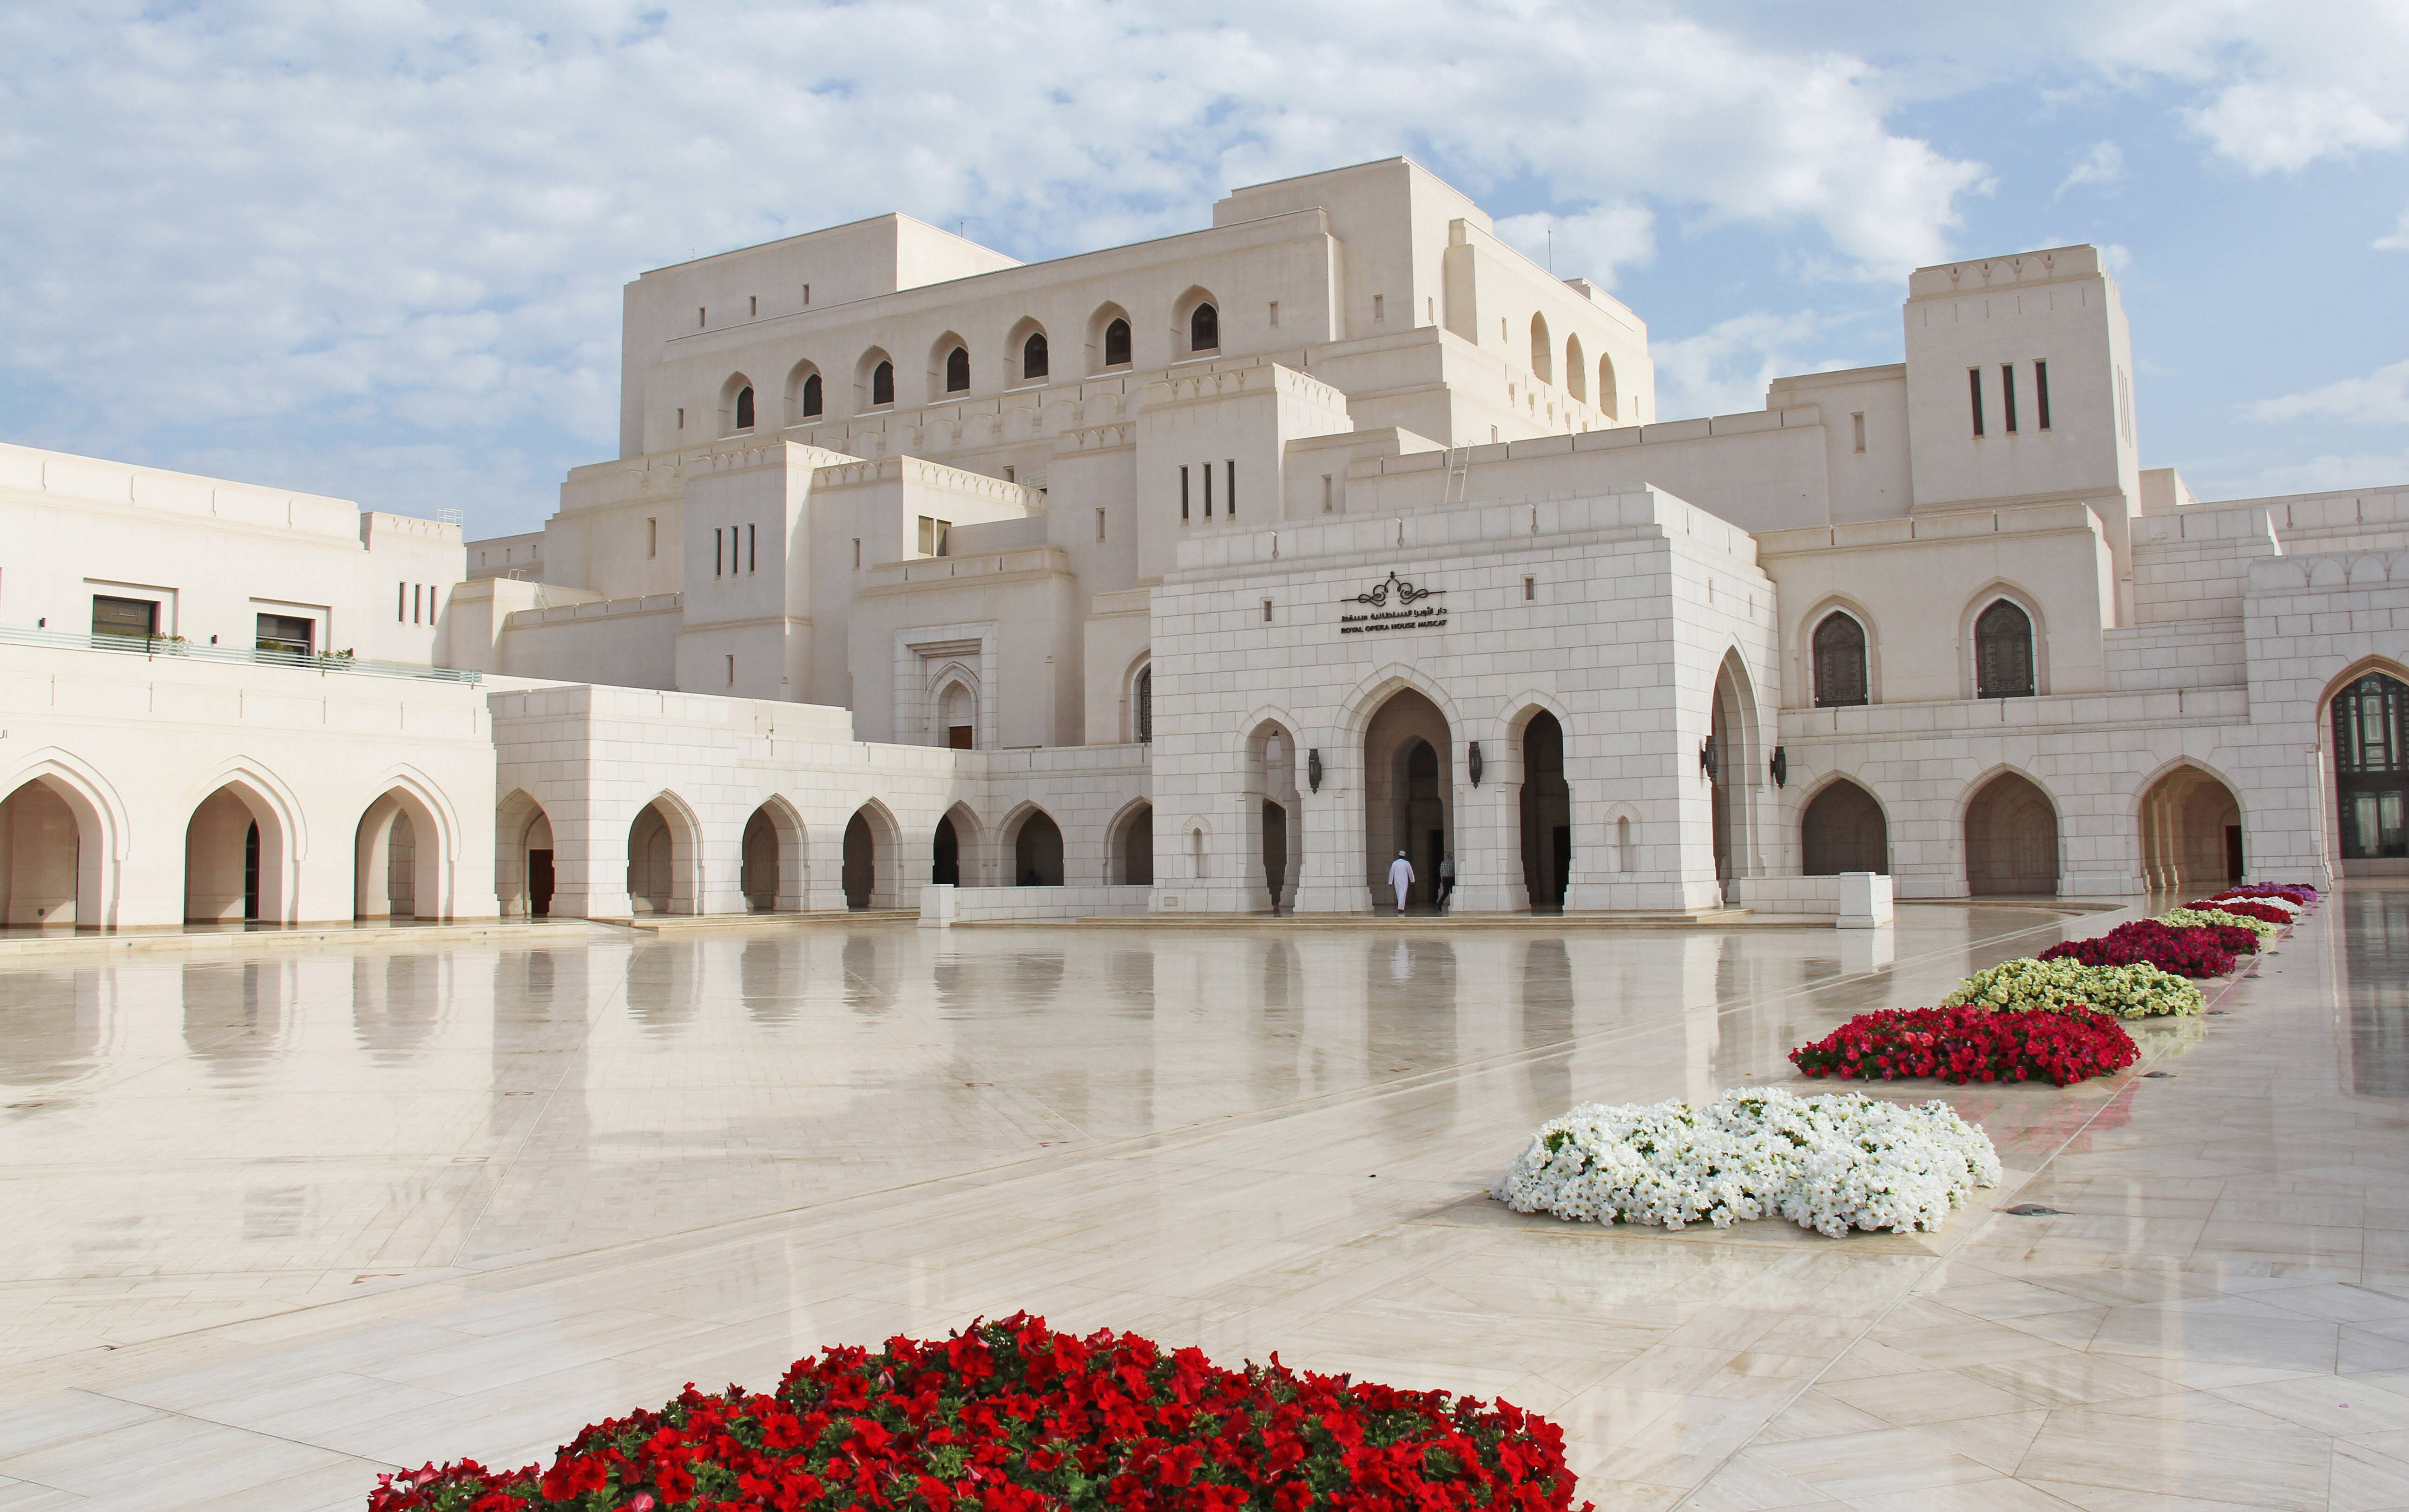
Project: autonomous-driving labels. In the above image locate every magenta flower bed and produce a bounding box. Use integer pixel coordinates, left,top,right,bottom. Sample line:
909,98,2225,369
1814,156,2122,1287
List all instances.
2213,883,2317,907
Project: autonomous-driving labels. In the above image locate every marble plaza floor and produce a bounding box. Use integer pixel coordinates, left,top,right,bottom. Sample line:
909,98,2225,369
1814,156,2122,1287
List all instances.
0,890,2404,1510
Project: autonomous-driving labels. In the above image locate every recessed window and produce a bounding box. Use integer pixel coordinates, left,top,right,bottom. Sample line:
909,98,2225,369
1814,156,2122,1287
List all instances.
1022,331,1048,380
801,373,823,418
944,347,970,393
1321,474,1333,512
93,595,157,638
734,385,755,430
1180,465,1190,521
257,612,314,656
1968,368,1985,438
1975,599,2035,698
1268,300,1280,328
2035,360,2051,430
395,583,406,623
1190,302,1218,352
2002,364,2018,434
1523,576,1535,601
1812,612,1869,707
1203,460,1213,518
1262,599,1274,623
1104,317,1131,367
852,538,862,570
1427,296,1435,323
714,528,724,577
1096,508,1106,542
697,306,705,329
1372,295,1384,322
802,283,811,305
1003,465,1015,483
726,654,735,687
748,522,757,573
677,407,685,429
917,516,950,557
647,517,658,559
1224,459,1236,517
1851,412,1867,453
749,295,757,317
872,361,894,406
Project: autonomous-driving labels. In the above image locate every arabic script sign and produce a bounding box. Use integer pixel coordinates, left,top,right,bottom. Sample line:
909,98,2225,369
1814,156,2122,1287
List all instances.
1339,572,1448,636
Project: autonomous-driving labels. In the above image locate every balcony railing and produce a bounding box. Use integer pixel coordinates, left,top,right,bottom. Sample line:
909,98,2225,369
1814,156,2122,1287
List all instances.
0,625,482,684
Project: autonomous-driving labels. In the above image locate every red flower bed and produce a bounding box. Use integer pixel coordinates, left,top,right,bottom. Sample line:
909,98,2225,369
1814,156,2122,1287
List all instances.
1789,1005,2138,1087
2039,920,2238,977
2189,898,2291,926
364,1313,1593,1512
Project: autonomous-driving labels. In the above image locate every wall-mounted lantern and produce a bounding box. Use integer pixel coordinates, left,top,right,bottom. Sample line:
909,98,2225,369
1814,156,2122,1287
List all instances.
1468,741,1484,786
1770,746,1788,788
1699,735,1718,781
1307,748,1323,793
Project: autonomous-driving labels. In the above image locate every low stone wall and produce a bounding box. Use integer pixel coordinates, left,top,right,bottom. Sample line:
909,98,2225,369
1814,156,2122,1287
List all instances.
1733,872,1893,928
921,883,1153,926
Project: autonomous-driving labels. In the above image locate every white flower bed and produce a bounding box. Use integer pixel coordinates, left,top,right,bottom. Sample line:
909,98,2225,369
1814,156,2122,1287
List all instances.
1499,1087,2002,1237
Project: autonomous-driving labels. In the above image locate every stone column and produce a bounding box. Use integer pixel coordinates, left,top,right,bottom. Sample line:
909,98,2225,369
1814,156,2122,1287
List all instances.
550,802,633,920
1293,739,1369,914
1450,757,1523,914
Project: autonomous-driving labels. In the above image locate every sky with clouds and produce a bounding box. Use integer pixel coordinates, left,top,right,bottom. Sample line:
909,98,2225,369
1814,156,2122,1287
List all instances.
0,0,2404,536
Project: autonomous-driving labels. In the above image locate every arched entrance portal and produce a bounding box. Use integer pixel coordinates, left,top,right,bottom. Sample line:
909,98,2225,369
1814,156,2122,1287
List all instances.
1364,689,1452,909
1803,780,1888,875
1,779,86,927
1252,723,1301,912
355,788,443,920
1965,773,2059,896
185,782,288,924
625,797,696,915
1115,803,1154,886
1014,809,1064,886
2139,767,2242,892
1519,711,1570,910
842,807,896,909
932,815,961,885
2334,670,2409,866
741,802,804,912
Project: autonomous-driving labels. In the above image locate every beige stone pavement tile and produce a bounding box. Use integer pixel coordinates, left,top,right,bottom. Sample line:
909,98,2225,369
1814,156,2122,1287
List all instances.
1843,1477,2087,1512
2019,1478,2320,1512
2208,1371,2409,1435
1878,1316,2084,1370
1960,1351,2172,1408
1682,1452,1845,1511
2333,1440,2409,1512
2017,1407,2331,1512
1816,1368,2042,1427
1746,1425,2004,1499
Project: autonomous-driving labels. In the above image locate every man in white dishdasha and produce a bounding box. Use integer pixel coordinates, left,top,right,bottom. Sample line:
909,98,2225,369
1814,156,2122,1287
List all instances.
1388,850,1414,914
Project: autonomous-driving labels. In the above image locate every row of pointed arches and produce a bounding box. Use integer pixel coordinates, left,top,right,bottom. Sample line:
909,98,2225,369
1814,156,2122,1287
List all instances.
1799,762,2247,896
1525,313,1622,418
714,293,1224,436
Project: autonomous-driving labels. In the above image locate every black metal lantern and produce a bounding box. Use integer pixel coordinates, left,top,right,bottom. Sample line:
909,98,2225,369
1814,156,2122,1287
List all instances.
1770,746,1788,788
1468,741,1483,786
1307,748,1323,793
1699,735,1718,780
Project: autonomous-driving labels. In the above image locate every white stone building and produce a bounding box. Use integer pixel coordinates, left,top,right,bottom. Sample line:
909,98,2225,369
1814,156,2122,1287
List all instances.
7,157,2408,930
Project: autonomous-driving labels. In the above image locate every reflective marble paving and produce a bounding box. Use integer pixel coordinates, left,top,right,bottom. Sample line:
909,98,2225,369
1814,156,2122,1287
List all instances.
0,894,2401,1510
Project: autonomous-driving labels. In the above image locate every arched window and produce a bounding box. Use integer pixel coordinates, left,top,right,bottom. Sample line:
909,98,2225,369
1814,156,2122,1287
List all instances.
733,385,755,430
1599,355,1619,420
1190,303,1218,352
1812,612,1869,708
1529,314,1552,383
1566,334,1586,401
944,347,970,393
1022,332,1048,380
2335,671,2409,859
1975,599,2035,698
1134,664,1153,743
800,373,823,418
1104,318,1132,367
871,361,894,407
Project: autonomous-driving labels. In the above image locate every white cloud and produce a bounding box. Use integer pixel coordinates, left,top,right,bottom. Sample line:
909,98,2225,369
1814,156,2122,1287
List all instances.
2195,448,2409,501
2251,360,2409,427
0,1,1997,531
1649,309,1843,420
2056,140,2125,196
1494,206,1657,289
2184,81,2408,174
2377,211,2409,252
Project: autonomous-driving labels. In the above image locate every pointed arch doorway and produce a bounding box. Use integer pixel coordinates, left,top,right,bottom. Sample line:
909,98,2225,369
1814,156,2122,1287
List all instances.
1363,689,1452,909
